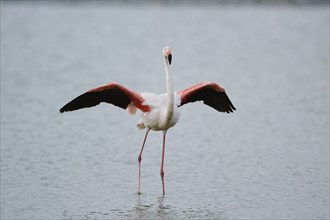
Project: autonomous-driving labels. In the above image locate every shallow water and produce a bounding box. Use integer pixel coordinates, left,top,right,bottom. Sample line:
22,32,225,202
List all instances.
1,2,329,219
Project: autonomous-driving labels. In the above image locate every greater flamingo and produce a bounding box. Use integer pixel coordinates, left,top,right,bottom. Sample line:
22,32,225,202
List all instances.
59,47,236,195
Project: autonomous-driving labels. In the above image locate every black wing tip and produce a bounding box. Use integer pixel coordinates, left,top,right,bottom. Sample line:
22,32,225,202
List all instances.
59,107,67,113
225,108,235,114
227,103,236,114
219,91,236,114
59,104,83,113
59,104,75,113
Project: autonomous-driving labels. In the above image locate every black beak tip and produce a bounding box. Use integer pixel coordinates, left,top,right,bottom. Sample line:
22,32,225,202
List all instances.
168,54,172,65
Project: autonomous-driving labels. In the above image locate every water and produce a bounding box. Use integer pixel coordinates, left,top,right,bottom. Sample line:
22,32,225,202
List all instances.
1,2,329,219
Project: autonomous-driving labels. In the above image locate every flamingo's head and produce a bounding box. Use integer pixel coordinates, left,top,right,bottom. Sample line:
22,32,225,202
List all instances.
163,46,172,65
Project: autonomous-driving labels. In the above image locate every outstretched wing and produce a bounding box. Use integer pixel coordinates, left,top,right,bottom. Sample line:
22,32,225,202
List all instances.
59,82,150,113
177,81,236,113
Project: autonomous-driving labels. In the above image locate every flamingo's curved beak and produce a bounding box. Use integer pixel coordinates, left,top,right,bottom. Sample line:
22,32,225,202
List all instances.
168,54,172,65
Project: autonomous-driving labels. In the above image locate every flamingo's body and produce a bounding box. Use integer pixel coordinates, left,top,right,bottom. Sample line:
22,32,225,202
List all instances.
60,47,235,195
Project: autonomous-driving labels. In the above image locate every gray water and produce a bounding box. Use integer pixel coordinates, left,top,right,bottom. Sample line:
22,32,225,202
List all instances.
1,2,329,219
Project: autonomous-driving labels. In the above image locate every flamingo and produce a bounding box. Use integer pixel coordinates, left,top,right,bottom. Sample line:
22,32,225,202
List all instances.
59,47,236,195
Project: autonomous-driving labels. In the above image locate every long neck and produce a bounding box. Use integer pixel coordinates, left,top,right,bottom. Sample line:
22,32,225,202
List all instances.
163,56,174,125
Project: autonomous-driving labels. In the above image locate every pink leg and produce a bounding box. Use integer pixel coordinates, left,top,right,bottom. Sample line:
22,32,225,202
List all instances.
138,128,150,194
160,130,167,195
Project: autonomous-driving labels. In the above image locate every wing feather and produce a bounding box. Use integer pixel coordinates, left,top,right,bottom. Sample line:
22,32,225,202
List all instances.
177,82,236,113
59,82,150,113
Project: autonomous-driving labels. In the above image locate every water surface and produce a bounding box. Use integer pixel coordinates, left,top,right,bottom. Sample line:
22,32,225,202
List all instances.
1,3,329,219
